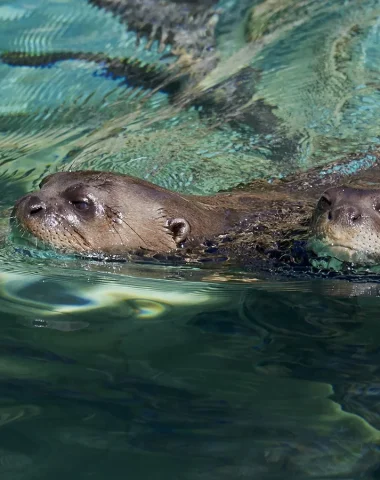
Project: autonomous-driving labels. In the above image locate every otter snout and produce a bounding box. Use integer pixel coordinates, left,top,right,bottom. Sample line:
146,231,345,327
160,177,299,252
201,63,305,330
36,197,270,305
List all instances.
309,186,380,264
11,188,92,253
317,188,363,226
23,195,46,218
12,194,46,224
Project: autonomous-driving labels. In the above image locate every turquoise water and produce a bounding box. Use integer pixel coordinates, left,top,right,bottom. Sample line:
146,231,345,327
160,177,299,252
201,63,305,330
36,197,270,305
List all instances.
0,0,380,478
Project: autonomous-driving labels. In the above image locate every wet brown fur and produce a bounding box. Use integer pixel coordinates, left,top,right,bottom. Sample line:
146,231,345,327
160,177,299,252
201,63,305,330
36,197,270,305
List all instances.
11,150,380,264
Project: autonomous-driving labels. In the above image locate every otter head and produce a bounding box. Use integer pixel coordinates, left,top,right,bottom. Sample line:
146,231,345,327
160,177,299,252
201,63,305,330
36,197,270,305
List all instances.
10,171,200,256
308,185,380,264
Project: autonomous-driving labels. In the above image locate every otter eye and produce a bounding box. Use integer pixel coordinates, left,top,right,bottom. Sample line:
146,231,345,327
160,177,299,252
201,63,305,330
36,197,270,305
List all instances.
318,194,332,212
374,201,380,213
71,200,90,211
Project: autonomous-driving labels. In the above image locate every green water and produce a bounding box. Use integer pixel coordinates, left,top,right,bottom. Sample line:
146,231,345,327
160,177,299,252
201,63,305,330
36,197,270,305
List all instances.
0,0,380,478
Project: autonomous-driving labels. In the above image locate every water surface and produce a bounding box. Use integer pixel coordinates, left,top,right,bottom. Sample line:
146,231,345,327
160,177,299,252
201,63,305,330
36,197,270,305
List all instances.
0,0,380,478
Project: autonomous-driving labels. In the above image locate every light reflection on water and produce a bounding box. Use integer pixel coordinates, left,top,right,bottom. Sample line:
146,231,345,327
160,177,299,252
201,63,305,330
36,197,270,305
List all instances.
0,257,378,478
0,0,380,478
1,0,380,194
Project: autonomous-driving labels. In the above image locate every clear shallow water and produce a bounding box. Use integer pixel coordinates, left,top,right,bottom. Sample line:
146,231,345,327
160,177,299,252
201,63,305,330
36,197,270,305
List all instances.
1,0,380,478
2,0,380,194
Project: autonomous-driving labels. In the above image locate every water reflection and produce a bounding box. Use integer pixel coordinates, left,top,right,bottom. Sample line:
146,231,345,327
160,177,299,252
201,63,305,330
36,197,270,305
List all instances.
0,266,379,478
1,0,380,194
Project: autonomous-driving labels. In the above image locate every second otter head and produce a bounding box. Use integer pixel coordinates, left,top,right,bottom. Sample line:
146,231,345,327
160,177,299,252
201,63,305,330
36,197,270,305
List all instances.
309,185,380,264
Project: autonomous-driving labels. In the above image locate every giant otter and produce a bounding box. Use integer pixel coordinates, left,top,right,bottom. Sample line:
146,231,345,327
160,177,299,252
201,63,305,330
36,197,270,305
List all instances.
11,151,380,265
309,185,380,265
11,170,310,258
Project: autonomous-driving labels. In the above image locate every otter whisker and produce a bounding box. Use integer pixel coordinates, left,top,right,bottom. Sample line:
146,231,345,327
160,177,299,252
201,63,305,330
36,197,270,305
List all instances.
71,226,93,249
119,217,150,248
105,205,152,248
110,221,125,248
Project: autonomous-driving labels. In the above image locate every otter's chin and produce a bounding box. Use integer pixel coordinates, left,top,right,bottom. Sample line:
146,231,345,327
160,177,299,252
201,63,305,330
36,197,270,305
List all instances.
10,217,43,248
307,237,380,266
10,215,84,255
11,222,63,253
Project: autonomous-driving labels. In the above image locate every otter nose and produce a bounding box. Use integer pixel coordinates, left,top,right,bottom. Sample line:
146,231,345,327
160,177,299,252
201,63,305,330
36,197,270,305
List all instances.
328,205,361,223
25,195,46,217
317,188,362,225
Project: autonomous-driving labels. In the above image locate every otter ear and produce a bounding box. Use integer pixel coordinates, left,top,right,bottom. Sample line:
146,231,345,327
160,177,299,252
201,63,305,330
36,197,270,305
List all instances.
39,173,54,189
166,218,190,244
